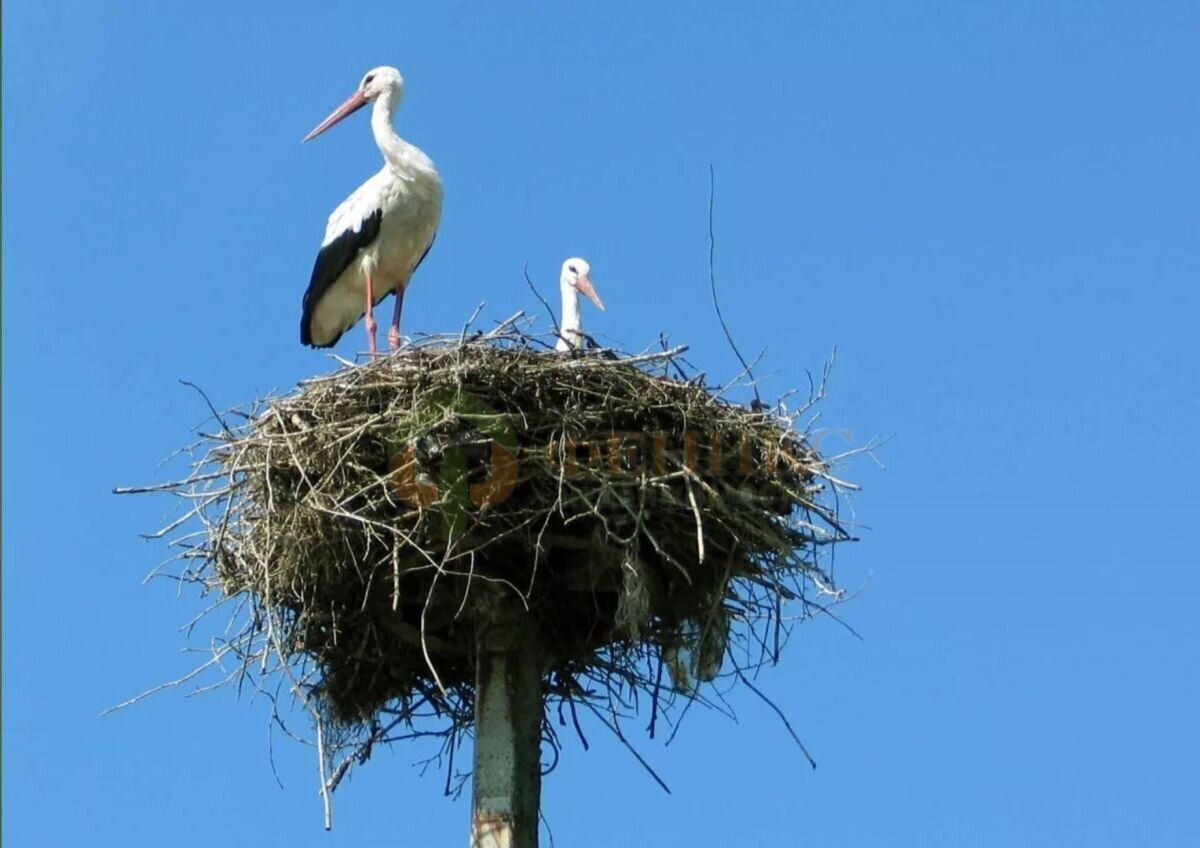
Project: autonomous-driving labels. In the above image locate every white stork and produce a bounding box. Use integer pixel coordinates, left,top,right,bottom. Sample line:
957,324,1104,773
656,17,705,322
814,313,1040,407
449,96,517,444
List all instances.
300,66,442,357
556,257,605,351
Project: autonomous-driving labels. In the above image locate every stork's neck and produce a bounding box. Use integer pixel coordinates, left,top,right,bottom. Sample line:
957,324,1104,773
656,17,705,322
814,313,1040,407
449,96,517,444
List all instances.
371,89,436,175
558,283,583,350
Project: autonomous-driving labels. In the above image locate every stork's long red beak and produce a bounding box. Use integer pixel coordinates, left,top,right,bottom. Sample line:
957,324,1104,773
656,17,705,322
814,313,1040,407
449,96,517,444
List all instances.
303,90,369,142
575,274,605,311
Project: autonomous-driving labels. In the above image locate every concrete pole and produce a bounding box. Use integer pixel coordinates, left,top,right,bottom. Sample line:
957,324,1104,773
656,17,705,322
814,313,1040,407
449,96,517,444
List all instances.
470,609,543,848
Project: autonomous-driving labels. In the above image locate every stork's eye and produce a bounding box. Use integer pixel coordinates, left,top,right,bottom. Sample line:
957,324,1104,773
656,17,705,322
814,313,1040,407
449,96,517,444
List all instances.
568,265,578,273
363,74,376,88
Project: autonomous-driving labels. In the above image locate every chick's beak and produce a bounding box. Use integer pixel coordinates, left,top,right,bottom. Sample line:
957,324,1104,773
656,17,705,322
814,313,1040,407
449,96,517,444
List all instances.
575,274,605,311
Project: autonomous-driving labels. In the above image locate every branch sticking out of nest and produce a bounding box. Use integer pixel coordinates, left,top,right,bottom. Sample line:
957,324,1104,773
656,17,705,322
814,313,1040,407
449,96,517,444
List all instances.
116,321,859,803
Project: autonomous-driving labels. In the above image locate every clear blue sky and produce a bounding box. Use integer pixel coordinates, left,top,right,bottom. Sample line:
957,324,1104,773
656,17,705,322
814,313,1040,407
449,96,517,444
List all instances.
4,1,1199,844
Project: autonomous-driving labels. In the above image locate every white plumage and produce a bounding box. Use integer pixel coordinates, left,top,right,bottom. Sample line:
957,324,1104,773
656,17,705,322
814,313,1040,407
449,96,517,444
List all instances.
556,257,605,351
300,66,442,356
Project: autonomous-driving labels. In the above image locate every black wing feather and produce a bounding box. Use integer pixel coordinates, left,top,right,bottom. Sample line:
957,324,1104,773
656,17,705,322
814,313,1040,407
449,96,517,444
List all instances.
299,208,383,347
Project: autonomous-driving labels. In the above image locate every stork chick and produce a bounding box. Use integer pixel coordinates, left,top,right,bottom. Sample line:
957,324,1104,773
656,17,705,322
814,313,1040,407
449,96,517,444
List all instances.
556,257,605,351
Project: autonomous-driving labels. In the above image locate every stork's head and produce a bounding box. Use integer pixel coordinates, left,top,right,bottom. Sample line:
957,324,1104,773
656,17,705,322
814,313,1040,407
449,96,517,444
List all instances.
358,66,404,101
560,258,605,311
303,66,404,143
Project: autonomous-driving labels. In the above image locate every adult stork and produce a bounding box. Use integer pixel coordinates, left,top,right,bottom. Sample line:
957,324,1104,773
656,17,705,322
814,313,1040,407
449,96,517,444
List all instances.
300,66,442,357
556,257,605,351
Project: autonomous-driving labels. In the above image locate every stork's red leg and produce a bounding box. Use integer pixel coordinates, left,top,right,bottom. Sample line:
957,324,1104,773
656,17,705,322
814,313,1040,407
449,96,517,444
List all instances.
388,285,405,351
364,270,378,360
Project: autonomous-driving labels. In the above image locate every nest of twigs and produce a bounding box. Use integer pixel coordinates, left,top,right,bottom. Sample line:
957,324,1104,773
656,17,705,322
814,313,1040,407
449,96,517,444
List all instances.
128,319,857,791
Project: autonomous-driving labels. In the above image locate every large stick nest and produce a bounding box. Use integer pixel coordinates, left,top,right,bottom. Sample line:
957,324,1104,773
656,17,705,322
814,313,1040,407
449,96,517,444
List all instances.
131,322,858,792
